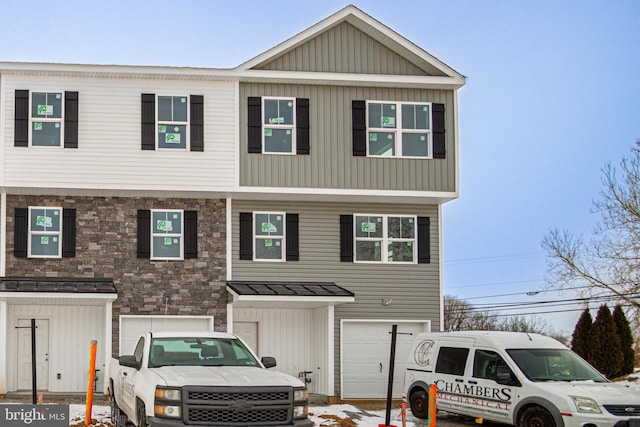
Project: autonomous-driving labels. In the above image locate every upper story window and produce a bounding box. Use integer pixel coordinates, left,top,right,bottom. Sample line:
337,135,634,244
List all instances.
247,96,309,155
239,212,299,262
354,214,417,263
28,207,62,258
352,100,445,159
14,90,79,148
136,209,198,260
141,94,204,152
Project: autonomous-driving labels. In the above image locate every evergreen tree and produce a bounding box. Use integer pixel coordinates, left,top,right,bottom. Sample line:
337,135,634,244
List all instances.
612,305,635,377
571,308,592,361
588,305,623,378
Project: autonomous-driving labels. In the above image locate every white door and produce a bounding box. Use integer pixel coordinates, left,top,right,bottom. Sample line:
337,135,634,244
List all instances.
17,319,49,390
342,322,427,398
119,316,213,355
234,322,259,354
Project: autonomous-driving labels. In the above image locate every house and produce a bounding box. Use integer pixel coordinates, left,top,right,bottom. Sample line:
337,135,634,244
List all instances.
0,5,464,399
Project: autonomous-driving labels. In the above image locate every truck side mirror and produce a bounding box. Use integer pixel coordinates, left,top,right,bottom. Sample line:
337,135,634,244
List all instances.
261,357,277,369
119,355,142,370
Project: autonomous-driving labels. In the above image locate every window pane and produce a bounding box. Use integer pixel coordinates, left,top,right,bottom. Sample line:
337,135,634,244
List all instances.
153,236,181,258
32,122,61,146
255,238,283,260
32,92,62,119
368,103,396,128
30,234,60,256
355,241,381,262
264,99,294,125
30,208,61,232
388,217,415,239
158,96,173,121
158,124,187,149
255,213,283,237
153,211,182,234
388,241,414,262
264,128,293,153
435,347,469,376
355,216,383,238
402,133,429,157
173,97,188,122
402,104,430,130
368,132,395,156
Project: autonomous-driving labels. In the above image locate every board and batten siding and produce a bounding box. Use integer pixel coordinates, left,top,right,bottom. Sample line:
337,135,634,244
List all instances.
239,84,456,192
1,75,235,193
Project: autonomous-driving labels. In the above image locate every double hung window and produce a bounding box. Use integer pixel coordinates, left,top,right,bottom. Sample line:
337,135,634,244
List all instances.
263,97,296,154
367,101,431,158
354,214,417,263
28,207,63,257
254,212,285,261
157,96,188,149
31,92,63,147
151,209,183,260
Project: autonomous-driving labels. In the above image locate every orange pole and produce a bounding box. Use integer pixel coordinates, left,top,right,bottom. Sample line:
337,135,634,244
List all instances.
85,340,97,426
427,383,437,426
401,402,407,427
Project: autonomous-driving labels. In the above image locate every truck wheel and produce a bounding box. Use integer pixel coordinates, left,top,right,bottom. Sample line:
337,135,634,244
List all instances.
137,400,148,427
409,389,429,419
519,406,556,427
109,385,127,427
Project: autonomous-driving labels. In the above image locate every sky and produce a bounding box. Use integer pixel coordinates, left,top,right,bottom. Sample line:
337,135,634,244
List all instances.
2,0,639,334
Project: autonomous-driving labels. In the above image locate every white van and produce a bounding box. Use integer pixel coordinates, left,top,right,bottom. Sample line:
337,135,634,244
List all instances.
403,331,640,427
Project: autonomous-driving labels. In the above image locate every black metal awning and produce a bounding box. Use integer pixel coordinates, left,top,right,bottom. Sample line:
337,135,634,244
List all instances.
227,281,355,308
0,277,117,293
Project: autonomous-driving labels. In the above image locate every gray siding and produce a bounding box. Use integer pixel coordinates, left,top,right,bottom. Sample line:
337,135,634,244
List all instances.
255,22,444,76
239,84,456,192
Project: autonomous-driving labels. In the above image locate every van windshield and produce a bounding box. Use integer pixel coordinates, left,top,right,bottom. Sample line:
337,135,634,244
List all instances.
506,349,607,383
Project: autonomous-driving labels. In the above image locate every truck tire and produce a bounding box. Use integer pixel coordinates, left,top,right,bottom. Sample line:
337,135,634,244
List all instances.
109,385,128,427
409,388,429,419
518,406,556,427
137,400,148,427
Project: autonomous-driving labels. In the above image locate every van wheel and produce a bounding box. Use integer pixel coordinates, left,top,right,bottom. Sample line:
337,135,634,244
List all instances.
519,406,556,427
136,400,148,427
409,389,429,419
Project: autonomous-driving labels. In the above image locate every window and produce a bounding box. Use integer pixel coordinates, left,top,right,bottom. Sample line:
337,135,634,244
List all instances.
239,212,299,262
28,207,63,258
435,347,469,376
141,94,204,151
354,214,417,263
151,210,183,259
14,90,79,148
247,97,309,155
352,100,445,158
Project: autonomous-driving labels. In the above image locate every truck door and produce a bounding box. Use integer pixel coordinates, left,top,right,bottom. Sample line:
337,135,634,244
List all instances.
118,337,145,418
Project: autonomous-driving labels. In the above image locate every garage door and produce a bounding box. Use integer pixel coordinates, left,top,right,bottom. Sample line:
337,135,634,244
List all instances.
119,315,214,355
342,321,429,399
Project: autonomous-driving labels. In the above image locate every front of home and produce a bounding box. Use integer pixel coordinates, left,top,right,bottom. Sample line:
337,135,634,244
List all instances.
0,6,464,399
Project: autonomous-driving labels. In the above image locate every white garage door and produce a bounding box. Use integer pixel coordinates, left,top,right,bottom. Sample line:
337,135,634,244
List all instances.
119,315,214,355
341,321,429,399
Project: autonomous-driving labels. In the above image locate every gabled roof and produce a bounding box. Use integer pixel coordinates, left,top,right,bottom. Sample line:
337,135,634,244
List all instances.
237,5,464,85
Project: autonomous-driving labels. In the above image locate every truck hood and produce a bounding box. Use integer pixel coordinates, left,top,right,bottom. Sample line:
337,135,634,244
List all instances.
535,381,640,404
151,366,305,388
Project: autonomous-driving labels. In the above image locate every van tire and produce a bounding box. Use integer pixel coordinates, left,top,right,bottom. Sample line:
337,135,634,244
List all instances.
409,389,429,419
518,406,556,427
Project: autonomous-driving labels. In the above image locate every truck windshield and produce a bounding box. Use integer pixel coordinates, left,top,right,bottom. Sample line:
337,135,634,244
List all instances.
506,348,607,383
149,337,260,368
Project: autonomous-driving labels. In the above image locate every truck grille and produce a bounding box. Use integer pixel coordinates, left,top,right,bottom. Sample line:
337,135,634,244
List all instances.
604,404,640,416
183,386,293,426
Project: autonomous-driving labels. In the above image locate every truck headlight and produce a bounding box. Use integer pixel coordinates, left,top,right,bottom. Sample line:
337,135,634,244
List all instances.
155,387,181,401
155,386,182,419
293,387,309,420
570,396,601,413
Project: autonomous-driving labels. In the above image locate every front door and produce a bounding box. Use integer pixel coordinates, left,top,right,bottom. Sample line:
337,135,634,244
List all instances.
17,319,50,390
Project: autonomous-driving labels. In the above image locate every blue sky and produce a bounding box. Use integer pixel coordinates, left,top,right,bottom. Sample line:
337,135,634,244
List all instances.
2,0,639,333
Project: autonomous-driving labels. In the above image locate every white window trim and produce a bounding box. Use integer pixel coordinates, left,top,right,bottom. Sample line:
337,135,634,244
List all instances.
253,211,286,262
366,100,432,159
27,206,63,258
262,96,296,155
156,95,190,151
29,91,65,148
353,213,417,264
150,208,184,260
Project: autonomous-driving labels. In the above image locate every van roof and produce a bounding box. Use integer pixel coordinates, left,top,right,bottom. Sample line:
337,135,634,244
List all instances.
416,331,567,349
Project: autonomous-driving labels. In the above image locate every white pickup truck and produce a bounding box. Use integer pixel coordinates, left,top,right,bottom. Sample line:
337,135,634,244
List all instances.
108,331,312,427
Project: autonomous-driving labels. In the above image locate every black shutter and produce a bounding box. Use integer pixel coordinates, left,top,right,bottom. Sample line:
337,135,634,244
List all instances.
184,210,198,259
14,208,28,257
141,94,156,150
418,216,431,264
64,91,79,148
247,97,262,153
352,100,366,156
137,209,151,258
62,208,76,257
340,215,354,262
296,98,310,155
286,213,299,261
432,103,446,159
239,212,253,260
190,95,204,152
14,90,29,147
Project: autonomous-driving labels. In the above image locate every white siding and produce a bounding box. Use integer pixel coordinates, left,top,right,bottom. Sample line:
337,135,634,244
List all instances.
1,75,235,193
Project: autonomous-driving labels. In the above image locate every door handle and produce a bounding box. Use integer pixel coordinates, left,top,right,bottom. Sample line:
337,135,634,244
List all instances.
468,380,478,384
379,363,383,373
455,378,464,382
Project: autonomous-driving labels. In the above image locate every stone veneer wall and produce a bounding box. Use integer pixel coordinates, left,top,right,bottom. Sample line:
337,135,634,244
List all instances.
5,195,227,355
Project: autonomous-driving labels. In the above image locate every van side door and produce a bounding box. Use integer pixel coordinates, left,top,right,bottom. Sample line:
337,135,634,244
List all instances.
432,346,476,416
